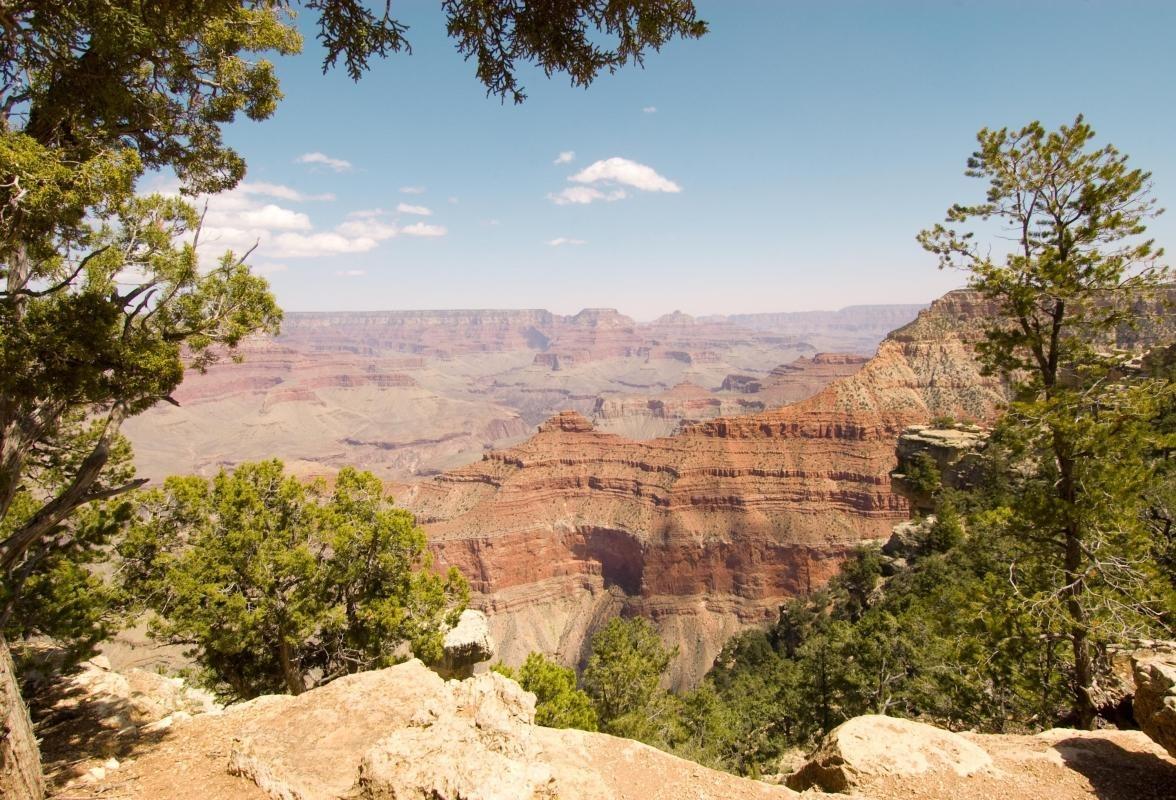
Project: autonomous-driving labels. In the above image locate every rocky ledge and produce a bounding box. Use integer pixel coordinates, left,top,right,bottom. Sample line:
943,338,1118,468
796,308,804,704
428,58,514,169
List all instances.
46,658,1176,800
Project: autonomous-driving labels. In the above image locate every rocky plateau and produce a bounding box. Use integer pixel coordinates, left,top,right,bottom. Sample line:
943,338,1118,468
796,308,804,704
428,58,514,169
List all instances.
122,305,921,482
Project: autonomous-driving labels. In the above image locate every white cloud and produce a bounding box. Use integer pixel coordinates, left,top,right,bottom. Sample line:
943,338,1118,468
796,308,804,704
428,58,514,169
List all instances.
554,150,575,165
236,182,335,202
254,263,289,275
271,231,380,258
400,186,426,195
182,187,418,266
336,269,366,277
396,202,433,216
547,237,586,247
401,222,447,238
335,217,398,240
234,204,312,231
569,157,680,193
448,196,459,204
296,151,352,172
642,106,657,114
547,186,627,206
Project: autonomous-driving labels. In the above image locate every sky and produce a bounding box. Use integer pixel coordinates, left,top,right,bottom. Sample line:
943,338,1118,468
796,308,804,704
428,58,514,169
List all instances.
174,0,1176,319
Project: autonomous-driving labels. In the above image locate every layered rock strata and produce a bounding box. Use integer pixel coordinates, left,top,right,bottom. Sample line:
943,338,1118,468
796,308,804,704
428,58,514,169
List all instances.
124,305,916,482
407,291,1011,687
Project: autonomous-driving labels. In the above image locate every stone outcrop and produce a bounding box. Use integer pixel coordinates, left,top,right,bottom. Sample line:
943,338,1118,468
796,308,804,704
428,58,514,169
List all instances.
891,424,988,513
787,715,994,792
222,660,787,800
438,609,497,678
49,658,1176,800
1133,652,1176,757
2,636,43,800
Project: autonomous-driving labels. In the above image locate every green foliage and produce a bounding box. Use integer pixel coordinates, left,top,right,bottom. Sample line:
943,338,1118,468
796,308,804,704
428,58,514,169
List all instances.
442,0,707,103
919,115,1173,727
582,617,677,739
901,452,942,496
924,494,965,553
829,545,882,622
494,653,597,731
119,461,467,699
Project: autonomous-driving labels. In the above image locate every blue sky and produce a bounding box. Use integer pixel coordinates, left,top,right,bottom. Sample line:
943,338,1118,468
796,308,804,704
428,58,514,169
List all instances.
189,0,1176,318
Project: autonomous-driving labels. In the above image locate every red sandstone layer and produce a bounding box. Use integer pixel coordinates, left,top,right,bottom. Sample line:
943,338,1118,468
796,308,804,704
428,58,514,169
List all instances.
406,291,1008,686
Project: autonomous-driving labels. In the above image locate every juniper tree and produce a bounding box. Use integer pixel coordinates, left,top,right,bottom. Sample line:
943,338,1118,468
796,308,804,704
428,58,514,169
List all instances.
119,462,468,699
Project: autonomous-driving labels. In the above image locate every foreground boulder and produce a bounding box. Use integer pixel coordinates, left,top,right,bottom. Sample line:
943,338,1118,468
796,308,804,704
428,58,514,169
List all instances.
787,715,993,792
44,659,1176,800
1134,652,1176,757
227,659,786,800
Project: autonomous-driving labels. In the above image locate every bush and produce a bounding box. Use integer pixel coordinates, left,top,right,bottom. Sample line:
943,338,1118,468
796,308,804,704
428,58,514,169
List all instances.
494,653,597,731
119,461,467,699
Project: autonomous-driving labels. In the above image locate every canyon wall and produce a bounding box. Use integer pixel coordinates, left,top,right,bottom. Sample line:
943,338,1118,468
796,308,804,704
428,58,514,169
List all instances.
125,304,922,482
407,291,1009,687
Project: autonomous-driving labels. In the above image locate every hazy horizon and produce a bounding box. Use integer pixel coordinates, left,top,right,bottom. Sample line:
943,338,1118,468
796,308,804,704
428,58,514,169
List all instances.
275,298,931,320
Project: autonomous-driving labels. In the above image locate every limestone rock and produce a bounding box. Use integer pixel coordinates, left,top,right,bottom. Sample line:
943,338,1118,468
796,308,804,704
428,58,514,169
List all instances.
1133,652,1176,757
438,609,496,679
225,660,789,800
787,714,993,792
55,656,221,732
356,706,559,800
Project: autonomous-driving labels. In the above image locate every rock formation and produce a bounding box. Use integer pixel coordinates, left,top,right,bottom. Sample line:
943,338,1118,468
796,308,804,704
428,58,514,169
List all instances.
406,291,1010,687
786,715,994,792
438,609,497,678
1133,651,1176,757
410,288,1176,687
49,658,1176,800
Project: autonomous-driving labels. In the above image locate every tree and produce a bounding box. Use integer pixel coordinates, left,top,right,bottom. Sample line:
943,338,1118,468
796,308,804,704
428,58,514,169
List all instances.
119,461,467,699
494,652,597,731
582,617,676,736
918,115,1172,728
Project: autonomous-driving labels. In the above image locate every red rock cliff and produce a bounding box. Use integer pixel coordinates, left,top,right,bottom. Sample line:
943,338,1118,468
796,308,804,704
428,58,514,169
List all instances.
405,290,1009,687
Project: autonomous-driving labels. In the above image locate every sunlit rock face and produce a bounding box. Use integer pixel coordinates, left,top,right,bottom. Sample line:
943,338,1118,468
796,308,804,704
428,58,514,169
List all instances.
408,290,1016,688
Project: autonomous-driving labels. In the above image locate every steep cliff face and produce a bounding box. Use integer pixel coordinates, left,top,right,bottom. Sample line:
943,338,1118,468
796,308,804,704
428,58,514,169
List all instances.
406,291,1009,687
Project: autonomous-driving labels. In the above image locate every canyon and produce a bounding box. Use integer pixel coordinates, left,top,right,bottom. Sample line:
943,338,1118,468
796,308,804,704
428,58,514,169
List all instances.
408,287,1176,687
406,290,1011,687
123,304,922,482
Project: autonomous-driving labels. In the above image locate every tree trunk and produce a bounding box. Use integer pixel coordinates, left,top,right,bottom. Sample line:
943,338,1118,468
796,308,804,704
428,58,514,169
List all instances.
277,630,303,696
1,635,43,800
1057,442,1097,729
